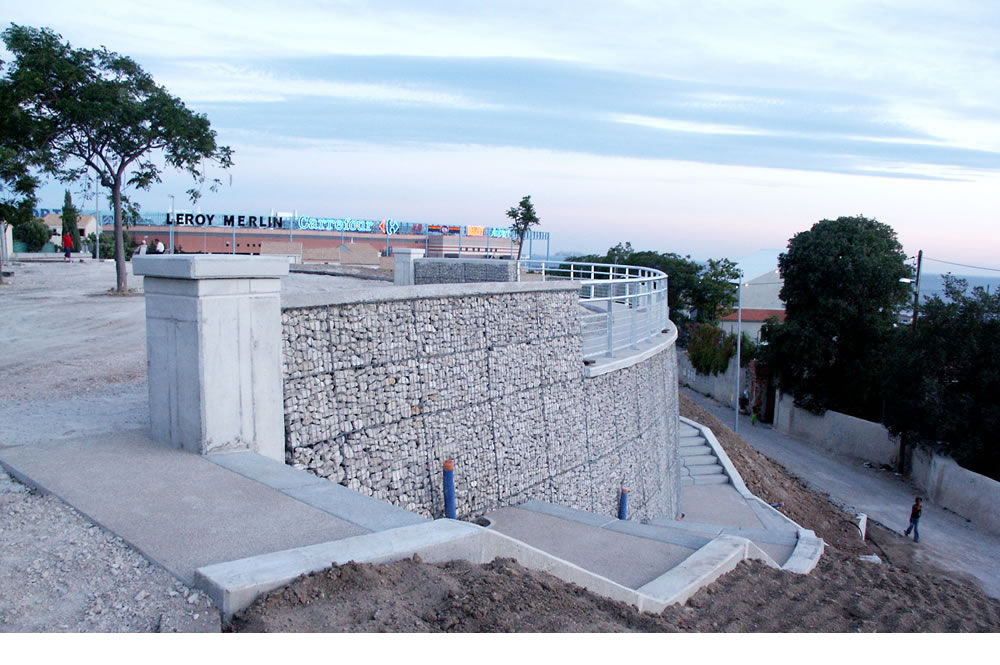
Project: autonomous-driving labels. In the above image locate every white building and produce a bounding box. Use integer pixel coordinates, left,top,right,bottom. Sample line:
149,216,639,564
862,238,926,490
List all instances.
720,249,786,341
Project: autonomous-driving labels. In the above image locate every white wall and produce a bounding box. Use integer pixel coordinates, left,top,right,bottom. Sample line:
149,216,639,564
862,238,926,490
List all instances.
911,449,1000,537
677,350,747,409
773,392,898,466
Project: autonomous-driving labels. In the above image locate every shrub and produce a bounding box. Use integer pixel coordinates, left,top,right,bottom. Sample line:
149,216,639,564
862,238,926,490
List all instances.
87,230,137,260
13,217,50,252
687,323,736,376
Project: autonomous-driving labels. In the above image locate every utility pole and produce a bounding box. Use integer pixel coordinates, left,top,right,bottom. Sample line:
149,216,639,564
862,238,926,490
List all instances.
912,250,923,327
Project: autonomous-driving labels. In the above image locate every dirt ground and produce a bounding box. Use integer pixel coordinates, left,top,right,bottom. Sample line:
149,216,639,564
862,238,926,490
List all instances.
229,394,1000,633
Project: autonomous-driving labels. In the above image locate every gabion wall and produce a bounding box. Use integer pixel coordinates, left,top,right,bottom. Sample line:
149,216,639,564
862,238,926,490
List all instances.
413,258,518,284
281,286,679,521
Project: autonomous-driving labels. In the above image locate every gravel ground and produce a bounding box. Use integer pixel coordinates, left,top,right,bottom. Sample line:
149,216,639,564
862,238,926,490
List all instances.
0,259,387,633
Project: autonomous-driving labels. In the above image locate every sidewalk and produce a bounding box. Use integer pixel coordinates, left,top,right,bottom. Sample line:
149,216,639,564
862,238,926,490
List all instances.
682,387,1000,599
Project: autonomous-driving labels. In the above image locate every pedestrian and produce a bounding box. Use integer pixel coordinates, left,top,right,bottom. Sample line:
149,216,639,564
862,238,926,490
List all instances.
154,238,165,254
62,231,73,261
139,237,148,255
903,496,922,542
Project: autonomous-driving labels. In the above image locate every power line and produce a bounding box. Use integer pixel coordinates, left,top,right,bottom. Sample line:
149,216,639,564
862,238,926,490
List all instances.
923,257,1000,274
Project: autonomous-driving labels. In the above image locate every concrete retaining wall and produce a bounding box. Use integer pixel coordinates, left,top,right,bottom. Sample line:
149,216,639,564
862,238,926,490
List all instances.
414,258,517,284
677,351,747,409
280,281,679,522
911,449,1000,536
773,392,897,466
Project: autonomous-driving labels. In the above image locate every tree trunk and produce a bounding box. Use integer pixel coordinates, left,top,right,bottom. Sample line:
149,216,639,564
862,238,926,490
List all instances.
112,179,127,292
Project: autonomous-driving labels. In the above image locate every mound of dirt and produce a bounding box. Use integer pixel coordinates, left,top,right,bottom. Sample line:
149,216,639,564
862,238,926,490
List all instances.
227,393,1000,632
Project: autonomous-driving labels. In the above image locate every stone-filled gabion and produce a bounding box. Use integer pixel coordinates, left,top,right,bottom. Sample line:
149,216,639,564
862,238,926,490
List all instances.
282,285,679,521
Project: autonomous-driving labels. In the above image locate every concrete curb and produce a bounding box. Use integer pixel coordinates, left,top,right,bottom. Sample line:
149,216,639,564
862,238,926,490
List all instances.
195,518,788,618
679,416,825,574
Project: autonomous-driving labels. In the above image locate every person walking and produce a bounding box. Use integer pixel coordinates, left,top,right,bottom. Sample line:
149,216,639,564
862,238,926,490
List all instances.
62,231,73,261
903,496,922,542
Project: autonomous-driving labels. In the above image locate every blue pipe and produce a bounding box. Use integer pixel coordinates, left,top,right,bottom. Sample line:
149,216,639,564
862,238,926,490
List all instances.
443,459,456,519
618,488,629,520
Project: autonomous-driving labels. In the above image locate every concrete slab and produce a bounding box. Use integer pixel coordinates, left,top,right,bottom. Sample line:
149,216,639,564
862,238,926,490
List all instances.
0,432,370,585
485,507,696,589
206,451,329,491
514,498,619,528
283,482,428,532
680,483,765,528
207,451,428,531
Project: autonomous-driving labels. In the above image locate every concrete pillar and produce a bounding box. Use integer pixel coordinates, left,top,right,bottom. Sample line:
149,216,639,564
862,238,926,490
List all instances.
393,247,425,286
133,255,289,461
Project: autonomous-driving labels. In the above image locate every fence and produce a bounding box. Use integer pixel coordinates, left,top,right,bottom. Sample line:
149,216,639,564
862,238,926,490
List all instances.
515,260,669,359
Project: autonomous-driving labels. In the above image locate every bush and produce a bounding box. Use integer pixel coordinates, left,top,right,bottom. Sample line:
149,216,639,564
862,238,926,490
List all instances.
687,323,736,375
13,217,50,252
87,230,138,260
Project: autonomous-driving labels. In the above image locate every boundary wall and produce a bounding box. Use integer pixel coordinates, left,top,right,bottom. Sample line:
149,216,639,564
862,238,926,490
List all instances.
677,351,747,409
281,280,680,521
911,448,1000,536
773,392,897,467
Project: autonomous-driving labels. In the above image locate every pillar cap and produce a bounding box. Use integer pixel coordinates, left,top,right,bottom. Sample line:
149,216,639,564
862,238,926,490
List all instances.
134,255,290,280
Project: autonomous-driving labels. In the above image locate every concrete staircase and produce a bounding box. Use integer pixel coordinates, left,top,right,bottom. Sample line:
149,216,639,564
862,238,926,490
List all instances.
679,421,729,486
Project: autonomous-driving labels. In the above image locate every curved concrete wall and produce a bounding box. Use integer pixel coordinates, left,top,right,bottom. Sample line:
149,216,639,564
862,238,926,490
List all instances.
280,281,679,521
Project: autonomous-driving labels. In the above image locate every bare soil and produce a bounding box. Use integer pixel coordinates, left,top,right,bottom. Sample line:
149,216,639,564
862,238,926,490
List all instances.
228,394,1000,633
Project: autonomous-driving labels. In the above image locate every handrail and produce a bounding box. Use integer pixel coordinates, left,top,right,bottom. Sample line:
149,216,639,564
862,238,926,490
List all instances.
516,259,670,359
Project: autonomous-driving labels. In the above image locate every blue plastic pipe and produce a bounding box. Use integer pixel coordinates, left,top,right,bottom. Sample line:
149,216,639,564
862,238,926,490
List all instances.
443,459,456,519
618,488,629,520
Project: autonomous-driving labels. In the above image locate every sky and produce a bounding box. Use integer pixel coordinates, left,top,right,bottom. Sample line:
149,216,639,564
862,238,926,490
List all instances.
6,0,1000,274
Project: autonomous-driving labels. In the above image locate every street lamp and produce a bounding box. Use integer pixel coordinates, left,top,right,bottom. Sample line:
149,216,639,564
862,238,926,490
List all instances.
167,195,175,254
729,279,744,434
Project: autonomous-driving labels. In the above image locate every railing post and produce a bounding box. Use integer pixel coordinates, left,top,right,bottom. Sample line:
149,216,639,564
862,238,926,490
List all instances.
630,282,638,349
606,299,614,357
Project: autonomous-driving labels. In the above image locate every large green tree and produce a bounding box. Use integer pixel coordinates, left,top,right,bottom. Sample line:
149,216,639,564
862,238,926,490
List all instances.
506,195,540,260
1,24,232,292
883,276,1000,479
765,215,912,419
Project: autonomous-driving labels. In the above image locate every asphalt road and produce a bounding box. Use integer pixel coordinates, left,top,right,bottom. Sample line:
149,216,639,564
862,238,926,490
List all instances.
682,387,1000,600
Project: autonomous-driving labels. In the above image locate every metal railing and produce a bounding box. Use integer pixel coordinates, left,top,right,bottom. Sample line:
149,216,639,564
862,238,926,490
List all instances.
515,259,670,359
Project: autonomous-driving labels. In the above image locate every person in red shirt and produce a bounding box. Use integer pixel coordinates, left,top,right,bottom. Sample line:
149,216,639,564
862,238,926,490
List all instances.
62,231,73,261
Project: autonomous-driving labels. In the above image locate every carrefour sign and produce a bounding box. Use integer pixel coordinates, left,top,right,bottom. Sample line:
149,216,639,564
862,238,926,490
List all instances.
297,217,379,232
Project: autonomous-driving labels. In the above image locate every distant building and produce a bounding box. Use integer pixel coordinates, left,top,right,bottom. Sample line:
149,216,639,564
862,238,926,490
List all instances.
41,213,98,246
720,249,785,341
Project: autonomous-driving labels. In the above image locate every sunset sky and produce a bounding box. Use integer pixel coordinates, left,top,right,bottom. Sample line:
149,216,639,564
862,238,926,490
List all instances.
7,1,1000,275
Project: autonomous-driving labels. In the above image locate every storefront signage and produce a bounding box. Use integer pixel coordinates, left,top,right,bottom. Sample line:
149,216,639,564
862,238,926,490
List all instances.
165,213,285,228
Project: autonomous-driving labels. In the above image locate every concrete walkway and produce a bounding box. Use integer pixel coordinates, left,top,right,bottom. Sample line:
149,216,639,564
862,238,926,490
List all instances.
0,429,426,586
683,387,1000,599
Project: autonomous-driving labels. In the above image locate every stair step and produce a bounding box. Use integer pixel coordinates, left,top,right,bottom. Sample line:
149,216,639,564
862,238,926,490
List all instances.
681,454,719,466
688,463,724,476
693,475,730,486
681,477,695,486
679,444,712,456
678,424,701,437
679,437,707,449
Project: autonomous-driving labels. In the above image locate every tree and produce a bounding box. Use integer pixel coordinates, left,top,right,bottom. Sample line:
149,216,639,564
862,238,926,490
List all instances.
1,24,232,292
765,215,912,420
506,195,540,260
61,189,80,251
883,276,1000,479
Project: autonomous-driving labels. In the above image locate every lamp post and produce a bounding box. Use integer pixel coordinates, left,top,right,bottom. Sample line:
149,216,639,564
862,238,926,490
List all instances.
167,195,175,254
734,280,743,433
